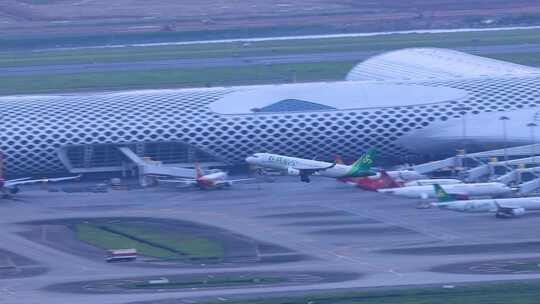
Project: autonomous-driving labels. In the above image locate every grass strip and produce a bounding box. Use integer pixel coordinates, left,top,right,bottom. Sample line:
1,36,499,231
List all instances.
103,223,224,258
203,281,540,304
0,50,537,96
126,277,282,289
0,61,355,96
75,223,177,258
2,28,540,67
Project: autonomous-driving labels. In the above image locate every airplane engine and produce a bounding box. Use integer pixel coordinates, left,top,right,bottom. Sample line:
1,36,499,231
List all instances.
496,207,525,218
512,208,526,217
287,168,300,176
8,186,19,194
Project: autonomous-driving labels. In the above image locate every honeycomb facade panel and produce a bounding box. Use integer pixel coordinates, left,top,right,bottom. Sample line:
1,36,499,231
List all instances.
1,49,540,177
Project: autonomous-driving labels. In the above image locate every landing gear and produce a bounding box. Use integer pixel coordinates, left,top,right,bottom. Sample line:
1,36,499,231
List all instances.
1,188,12,199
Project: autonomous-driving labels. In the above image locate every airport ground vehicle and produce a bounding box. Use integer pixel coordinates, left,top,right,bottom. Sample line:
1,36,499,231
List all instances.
105,249,137,262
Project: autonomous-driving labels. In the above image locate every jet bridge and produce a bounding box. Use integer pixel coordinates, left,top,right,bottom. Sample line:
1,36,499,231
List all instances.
411,154,466,175
496,166,540,185
411,144,540,179
518,177,540,195
490,156,540,167
408,144,540,194
117,147,197,186
466,144,540,158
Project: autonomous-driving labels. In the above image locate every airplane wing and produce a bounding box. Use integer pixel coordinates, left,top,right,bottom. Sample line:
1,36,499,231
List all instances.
45,175,81,182
4,177,32,184
293,163,336,171
157,178,197,185
214,178,255,185
495,203,526,217
293,163,336,183
445,192,469,200
5,175,80,187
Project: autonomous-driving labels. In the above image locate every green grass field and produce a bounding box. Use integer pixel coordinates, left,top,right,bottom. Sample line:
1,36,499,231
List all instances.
2,28,540,68
103,223,224,258
484,53,540,66
76,224,175,258
75,222,224,260
1,28,539,96
1,50,538,96
0,61,356,95
204,281,540,304
505,261,540,272
126,276,282,289
0,24,336,51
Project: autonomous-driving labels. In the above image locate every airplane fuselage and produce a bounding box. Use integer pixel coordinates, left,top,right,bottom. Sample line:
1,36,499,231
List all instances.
197,171,229,189
246,153,357,179
342,176,461,191
387,170,425,181
379,182,512,199
436,197,540,212
403,179,462,187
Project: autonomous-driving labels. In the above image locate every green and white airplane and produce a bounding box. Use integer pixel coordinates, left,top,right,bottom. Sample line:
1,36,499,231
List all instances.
245,149,377,183
431,184,540,218
379,180,511,199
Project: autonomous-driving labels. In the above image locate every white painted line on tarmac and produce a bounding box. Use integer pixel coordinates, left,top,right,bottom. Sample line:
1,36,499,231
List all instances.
40,25,540,51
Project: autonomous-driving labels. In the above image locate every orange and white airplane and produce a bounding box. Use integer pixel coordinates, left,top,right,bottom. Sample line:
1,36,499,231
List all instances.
0,152,80,198
157,163,254,190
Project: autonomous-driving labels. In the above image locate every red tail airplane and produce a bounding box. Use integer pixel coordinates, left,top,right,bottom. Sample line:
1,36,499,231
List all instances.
339,170,404,191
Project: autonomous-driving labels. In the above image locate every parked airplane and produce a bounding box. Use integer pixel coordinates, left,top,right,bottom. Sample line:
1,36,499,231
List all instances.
431,184,540,218
245,149,377,182
339,170,402,191
341,171,462,191
157,163,253,190
378,181,512,199
334,154,425,182
334,154,461,190
0,153,80,198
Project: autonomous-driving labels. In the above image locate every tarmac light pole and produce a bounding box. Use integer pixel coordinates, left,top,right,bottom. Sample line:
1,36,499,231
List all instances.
500,116,510,163
454,106,471,169
527,122,538,163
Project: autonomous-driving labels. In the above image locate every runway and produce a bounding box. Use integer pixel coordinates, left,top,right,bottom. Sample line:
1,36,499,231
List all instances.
43,25,540,51
2,177,540,303
2,44,539,77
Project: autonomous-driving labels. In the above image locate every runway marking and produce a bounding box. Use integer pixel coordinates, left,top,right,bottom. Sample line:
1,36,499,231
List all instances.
322,203,465,242
0,287,15,296
387,269,404,276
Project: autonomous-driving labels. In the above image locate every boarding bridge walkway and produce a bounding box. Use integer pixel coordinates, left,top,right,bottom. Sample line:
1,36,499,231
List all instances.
519,177,540,195
496,166,540,184
118,147,197,186
412,144,540,177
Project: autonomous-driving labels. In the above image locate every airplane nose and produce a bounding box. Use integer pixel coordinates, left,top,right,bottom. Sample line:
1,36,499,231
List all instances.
245,156,255,164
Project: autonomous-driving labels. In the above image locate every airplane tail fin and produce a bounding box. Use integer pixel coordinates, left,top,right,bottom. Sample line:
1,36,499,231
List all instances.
350,148,376,174
194,162,203,179
433,184,455,202
380,170,401,188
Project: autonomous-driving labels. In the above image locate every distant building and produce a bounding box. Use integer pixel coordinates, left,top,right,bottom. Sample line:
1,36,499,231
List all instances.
1,48,540,176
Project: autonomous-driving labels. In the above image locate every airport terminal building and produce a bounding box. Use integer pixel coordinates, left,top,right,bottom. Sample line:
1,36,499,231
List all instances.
2,48,540,177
